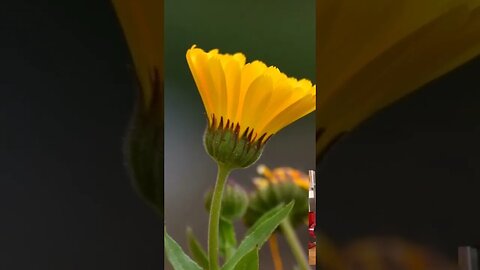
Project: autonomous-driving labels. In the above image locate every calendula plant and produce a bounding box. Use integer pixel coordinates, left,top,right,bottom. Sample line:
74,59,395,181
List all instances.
162,46,315,270
197,165,311,270
244,165,310,270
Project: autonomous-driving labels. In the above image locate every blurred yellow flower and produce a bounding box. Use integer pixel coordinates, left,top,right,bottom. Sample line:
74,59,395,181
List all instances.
253,164,309,191
245,165,311,270
187,45,316,145
112,0,164,215
319,236,458,270
111,0,163,110
244,165,309,229
317,0,480,157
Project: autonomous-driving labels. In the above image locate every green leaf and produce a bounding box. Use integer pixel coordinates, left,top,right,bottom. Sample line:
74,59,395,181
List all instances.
165,228,203,270
222,201,294,270
233,247,259,270
245,204,283,236
219,218,237,260
186,227,209,269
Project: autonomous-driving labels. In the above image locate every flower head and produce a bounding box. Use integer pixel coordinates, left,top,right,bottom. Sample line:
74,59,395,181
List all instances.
244,165,309,229
186,45,316,168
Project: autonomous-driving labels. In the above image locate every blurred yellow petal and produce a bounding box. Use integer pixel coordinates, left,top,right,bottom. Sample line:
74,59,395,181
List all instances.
317,233,345,270
253,178,269,189
257,164,274,181
292,178,309,190
257,165,310,190
111,0,163,109
317,0,480,156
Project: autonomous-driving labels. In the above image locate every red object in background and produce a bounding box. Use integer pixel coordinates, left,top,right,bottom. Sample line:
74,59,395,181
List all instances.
308,210,316,249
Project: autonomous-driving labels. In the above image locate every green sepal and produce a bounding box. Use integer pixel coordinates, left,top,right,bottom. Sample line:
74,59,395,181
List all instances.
125,94,163,216
203,115,270,169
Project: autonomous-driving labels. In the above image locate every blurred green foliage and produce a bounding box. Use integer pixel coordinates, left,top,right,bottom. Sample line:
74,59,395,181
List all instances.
165,0,315,83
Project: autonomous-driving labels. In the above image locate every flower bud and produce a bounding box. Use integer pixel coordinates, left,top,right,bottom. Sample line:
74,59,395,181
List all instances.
205,182,249,221
124,69,163,216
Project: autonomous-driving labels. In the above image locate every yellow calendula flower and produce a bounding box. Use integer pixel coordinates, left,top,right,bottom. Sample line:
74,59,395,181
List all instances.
186,45,316,169
317,0,480,158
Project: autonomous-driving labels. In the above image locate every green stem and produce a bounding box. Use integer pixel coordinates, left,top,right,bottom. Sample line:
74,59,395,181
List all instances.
280,219,309,270
208,163,232,270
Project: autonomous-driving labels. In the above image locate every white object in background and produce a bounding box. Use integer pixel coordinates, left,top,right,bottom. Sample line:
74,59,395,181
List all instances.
459,246,479,270
308,170,315,199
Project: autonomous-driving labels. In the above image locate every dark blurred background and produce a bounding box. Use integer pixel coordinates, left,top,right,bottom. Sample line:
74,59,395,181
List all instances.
0,1,163,269
318,55,480,262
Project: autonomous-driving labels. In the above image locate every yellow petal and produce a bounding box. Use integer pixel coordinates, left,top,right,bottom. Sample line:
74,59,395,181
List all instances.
222,56,243,122
236,61,268,124
241,75,273,136
206,56,227,119
317,0,480,156
264,89,316,134
111,0,163,108
186,47,216,119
